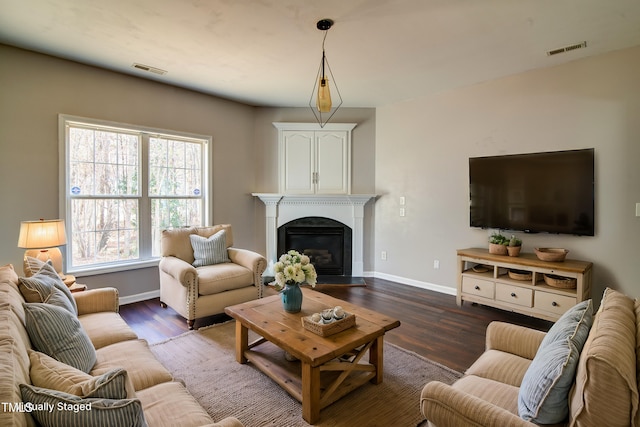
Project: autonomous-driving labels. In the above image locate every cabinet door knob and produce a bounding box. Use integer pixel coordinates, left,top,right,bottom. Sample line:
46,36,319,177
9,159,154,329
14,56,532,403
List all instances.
552,301,558,307
474,285,480,290
511,293,516,298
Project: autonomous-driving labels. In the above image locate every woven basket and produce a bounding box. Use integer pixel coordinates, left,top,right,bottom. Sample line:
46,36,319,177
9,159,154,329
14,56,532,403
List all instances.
302,313,356,337
543,274,577,289
508,269,532,281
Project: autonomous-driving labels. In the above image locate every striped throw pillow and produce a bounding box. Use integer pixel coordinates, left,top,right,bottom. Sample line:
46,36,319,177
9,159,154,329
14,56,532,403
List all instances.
190,230,230,267
23,303,97,373
19,260,77,314
20,384,147,427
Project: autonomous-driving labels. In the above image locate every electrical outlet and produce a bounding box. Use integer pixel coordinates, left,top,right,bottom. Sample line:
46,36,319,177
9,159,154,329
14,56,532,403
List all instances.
433,260,440,269
399,208,406,217
381,251,387,260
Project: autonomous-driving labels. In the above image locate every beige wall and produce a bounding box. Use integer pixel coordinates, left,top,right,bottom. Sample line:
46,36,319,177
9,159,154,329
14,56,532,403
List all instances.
3,41,638,303
0,44,258,299
375,46,640,300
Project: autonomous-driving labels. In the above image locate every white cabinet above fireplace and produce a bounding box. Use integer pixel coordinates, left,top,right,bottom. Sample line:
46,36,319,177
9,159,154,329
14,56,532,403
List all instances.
274,122,357,195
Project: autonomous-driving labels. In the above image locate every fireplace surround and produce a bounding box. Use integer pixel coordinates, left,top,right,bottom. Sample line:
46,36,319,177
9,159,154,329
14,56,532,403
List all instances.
252,194,376,278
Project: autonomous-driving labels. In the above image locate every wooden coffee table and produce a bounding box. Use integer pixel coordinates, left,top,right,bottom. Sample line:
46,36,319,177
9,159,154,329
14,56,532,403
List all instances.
225,288,401,424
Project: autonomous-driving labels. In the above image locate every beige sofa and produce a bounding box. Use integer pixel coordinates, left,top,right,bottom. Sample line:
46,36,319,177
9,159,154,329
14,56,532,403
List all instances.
421,287,639,427
0,263,243,427
159,224,267,329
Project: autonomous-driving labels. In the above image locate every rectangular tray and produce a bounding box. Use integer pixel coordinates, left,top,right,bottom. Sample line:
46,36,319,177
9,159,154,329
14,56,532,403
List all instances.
302,313,356,337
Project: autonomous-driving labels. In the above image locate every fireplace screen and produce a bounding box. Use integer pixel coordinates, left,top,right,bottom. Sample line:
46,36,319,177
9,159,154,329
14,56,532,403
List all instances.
278,217,352,276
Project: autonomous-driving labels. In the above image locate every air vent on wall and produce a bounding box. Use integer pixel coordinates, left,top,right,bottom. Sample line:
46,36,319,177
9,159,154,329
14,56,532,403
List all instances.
132,63,167,75
547,41,587,56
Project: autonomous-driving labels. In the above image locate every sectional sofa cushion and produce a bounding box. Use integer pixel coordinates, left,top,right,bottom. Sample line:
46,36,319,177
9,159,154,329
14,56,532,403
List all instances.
190,230,230,267
518,299,593,424
23,303,96,373
135,381,215,427
20,384,147,427
91,339,173,391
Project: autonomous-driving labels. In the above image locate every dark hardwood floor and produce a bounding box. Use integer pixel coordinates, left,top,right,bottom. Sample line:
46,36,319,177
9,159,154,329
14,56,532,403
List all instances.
119,277,552,372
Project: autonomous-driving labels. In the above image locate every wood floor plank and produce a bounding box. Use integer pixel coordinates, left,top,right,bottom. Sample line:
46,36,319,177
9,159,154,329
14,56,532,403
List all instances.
119,277,552,372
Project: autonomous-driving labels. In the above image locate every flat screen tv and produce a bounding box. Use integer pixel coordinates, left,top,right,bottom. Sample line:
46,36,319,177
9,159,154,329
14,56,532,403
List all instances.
469,148,595,236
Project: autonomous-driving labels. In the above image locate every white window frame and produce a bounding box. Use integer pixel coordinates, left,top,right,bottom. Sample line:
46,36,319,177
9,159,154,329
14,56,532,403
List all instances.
59,114,211,276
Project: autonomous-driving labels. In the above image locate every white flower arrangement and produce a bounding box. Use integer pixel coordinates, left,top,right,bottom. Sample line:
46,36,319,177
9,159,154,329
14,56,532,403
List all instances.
273,250,317,291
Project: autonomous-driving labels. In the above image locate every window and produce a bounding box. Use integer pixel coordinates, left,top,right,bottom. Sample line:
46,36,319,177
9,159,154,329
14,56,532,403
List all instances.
60,115,210,274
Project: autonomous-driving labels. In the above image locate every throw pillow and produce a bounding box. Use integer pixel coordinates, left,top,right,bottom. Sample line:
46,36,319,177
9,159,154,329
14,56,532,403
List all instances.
43,286,76,314
190,230,230,267
20,384,147,427
29,350,134,399
518,299,593,424
0,263,19,283
23,256,48,277
23,303,96,373
19,260,77,314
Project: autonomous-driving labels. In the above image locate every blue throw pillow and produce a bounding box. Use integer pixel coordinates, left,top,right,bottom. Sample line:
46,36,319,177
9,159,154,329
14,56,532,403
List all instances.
518,299,593,424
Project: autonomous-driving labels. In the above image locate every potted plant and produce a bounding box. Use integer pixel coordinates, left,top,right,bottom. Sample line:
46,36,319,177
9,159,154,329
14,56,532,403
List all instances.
507,235,522,257
488,232,509,255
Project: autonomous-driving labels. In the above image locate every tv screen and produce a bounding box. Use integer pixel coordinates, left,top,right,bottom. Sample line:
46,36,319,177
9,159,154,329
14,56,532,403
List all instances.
469,149,595,236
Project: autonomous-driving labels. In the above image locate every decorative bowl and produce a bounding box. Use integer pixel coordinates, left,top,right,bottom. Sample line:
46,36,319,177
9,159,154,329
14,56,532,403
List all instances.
534,248,569,262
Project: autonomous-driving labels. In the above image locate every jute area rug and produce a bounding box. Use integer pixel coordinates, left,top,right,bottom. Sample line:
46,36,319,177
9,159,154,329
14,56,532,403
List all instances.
149,321,461,427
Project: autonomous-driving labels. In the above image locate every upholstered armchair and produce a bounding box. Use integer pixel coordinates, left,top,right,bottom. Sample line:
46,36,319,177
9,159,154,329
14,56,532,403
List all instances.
158,224,266,329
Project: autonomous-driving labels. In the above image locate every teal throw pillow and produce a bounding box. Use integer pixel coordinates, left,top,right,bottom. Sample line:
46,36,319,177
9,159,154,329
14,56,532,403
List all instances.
23,303,96,373
190,230,230,267
518,299,593,424
20,384,147,427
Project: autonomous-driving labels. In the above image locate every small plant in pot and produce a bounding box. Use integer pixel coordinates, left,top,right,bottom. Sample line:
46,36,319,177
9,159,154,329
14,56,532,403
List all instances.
507,235,522,257
488,232,509,255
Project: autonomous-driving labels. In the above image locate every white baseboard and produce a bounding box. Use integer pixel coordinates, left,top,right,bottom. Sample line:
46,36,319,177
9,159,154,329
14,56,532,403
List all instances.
364,271,457,296
119,289,160,306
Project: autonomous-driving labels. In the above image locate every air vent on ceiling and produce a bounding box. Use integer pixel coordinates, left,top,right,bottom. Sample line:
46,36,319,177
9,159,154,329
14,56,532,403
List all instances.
547,41,587,56
132,63,167,75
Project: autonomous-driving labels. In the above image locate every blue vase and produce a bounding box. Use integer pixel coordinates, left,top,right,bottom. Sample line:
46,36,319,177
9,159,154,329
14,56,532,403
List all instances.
281,282,303,313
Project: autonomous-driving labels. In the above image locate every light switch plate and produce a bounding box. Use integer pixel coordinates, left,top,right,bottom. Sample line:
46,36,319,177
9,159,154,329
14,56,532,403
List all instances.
636,203,640,217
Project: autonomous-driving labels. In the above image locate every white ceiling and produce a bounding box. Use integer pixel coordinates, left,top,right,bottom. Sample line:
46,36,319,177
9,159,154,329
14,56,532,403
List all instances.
1,0,640,108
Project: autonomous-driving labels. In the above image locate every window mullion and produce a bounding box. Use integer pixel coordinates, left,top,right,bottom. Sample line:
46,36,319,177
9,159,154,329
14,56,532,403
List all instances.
139,134,150,259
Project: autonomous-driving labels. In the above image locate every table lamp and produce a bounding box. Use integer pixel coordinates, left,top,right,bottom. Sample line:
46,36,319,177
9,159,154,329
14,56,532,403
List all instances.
17,219,67,279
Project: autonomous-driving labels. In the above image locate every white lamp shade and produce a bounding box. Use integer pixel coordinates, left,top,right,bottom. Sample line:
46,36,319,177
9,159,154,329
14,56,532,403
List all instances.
17,219,67,249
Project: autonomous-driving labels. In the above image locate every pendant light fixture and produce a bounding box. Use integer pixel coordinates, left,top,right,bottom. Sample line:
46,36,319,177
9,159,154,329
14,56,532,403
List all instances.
309,19,342,128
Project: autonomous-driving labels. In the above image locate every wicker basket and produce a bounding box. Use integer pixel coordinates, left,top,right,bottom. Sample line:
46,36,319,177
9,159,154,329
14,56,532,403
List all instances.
302,313,356,337
534,248,569,262
543,274,577,289
508,269,532,281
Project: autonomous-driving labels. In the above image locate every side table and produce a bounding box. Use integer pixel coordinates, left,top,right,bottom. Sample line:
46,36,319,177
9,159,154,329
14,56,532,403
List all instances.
69,283,87,293
62,274,87,293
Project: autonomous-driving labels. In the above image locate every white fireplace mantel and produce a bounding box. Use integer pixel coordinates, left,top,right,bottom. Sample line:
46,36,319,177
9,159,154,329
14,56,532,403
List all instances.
252,193,377,277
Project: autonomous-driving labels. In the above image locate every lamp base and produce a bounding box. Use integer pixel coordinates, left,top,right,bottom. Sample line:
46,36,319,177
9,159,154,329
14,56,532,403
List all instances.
23,248,65,278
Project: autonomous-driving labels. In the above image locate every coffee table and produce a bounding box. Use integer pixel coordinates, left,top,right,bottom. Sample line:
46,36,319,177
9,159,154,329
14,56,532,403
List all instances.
224,287,401,423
